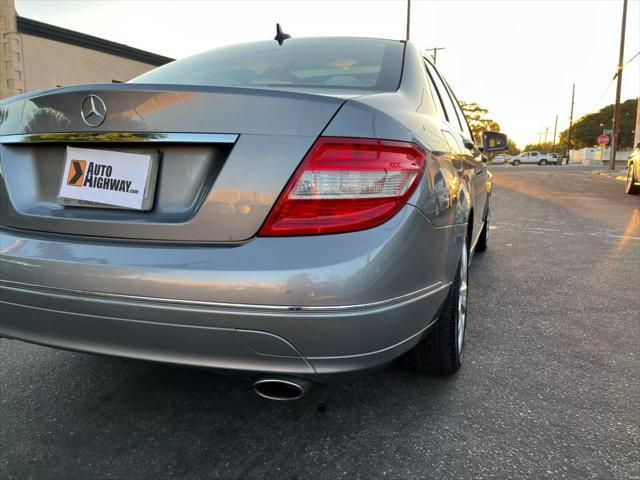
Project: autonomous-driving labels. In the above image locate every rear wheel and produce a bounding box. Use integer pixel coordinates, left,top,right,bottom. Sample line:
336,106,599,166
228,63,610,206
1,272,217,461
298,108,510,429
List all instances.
407,236,469,375
539,159,548,166
512,160,520,166
625,165,640,194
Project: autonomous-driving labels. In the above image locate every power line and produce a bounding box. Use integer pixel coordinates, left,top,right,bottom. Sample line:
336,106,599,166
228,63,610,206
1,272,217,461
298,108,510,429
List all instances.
622,50,639,68
612,50,640,81
590,49,638,113
554,35,636,149
593,78,616,112
425,47,446,64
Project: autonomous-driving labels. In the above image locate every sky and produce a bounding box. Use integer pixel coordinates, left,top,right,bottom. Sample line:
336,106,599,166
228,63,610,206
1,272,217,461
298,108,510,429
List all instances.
15,0,640,147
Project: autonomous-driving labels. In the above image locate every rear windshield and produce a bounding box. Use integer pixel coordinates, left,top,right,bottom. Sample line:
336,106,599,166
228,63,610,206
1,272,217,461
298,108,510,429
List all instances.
131,38,405,91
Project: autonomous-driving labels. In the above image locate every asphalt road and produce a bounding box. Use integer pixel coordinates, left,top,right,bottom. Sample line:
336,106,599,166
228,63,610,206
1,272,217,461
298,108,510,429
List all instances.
1,166,639,480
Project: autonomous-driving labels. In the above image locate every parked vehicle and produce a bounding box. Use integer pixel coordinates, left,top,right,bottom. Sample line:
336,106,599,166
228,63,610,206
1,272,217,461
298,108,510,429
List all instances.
493,154,509,164
0,36,507,400
547,153,561,165
510,151,555,166
625,143,640,195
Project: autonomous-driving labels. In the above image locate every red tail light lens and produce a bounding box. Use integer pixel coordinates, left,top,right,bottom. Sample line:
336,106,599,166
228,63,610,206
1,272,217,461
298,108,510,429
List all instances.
259,137,425,236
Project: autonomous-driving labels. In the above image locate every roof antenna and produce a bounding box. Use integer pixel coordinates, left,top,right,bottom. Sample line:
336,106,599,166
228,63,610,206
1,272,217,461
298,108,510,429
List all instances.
274,23,291,46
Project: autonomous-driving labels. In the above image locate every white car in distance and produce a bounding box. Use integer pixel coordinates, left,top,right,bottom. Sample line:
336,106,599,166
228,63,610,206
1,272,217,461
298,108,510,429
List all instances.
510,151,556,166
492,154,509,164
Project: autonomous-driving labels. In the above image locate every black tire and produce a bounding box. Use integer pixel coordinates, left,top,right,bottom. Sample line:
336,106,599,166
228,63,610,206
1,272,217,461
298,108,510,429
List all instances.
476,202,490,253
406,236,469,375
625,165,640,194
512,160,520,166
539,159,547,166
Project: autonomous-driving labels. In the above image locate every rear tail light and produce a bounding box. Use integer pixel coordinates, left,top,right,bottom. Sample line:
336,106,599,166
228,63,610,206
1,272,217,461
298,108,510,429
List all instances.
259,137,425,236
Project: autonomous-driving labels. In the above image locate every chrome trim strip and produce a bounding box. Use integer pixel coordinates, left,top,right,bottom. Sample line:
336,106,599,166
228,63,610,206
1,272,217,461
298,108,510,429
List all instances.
0,279,451,313
0,132,238,144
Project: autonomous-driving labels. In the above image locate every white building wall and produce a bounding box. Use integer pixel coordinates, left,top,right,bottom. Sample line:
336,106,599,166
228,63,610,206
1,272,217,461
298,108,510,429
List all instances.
570,147,631,165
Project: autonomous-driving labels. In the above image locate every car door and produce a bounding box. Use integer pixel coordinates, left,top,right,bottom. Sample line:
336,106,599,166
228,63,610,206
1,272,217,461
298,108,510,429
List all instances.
443,81,488,230
424,59,487,243
528,152,538,164
420,59,460,214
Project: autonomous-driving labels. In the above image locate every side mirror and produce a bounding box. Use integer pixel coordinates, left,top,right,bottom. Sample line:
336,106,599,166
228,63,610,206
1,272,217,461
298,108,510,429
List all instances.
482,132,508,152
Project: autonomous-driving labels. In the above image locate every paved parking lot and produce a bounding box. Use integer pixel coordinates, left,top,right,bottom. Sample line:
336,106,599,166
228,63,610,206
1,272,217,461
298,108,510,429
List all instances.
1,166,638,479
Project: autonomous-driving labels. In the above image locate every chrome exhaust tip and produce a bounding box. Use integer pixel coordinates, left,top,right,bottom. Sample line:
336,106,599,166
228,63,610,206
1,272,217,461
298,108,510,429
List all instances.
253,377,311,401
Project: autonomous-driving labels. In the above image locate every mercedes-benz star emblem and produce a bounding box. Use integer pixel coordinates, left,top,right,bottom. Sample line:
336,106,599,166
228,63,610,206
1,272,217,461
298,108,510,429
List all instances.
80,94,107,127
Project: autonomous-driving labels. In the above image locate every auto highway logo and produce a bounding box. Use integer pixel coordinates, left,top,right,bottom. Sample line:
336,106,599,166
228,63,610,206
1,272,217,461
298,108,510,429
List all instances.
66,159,86,186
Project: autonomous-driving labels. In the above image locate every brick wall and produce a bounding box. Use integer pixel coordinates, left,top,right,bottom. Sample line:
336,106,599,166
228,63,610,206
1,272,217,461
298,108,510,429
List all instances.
0,0,26,99
20,34,157,92
1,0,166,101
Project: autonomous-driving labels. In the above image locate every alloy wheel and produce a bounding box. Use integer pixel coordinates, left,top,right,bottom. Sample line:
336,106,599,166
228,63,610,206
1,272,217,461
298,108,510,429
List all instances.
457,241,469,354
485,207,491,242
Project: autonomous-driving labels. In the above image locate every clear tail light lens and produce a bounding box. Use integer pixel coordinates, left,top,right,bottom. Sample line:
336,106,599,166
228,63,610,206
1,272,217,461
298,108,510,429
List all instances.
259,137,425,236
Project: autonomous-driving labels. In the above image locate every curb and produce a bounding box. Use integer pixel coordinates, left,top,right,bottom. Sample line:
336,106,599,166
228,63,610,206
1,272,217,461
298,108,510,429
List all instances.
596,171,626,182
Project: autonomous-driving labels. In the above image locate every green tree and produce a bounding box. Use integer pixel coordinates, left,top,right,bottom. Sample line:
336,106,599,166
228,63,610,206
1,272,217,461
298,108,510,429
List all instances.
559,98,637,150
504,139,520,155
523,141,564,153
459,101,501,143
459,101,521,154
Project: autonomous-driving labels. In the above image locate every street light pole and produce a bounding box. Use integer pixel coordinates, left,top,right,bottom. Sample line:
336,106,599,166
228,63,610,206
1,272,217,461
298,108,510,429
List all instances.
552,115,558,154
406,0,411,41
635,97,640,147
610,0,628,171
567,83,575,164
544,127,549,148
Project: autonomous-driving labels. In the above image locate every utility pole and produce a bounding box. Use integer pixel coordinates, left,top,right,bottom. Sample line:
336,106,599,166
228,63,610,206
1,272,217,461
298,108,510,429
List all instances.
538,131,544,148
552,114,558,154
406,0,411,41
567,83,575,164
610,0,628,171
634,97,640,147
544,127,549,149
425,47,446,64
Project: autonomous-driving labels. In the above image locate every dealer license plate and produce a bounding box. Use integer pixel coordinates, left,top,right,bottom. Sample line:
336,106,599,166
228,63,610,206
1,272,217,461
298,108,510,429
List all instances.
57,147,158,210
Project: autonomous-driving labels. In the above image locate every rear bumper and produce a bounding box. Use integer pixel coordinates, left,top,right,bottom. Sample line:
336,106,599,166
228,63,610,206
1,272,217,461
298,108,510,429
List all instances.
0,279,448,381
0,205,461,381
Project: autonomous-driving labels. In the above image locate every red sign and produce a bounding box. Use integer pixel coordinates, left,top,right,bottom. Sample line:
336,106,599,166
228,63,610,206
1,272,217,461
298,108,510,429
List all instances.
597,134,609,146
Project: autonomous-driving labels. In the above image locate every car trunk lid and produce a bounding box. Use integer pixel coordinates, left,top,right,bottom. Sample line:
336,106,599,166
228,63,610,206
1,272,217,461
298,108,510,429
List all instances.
0,84,346,242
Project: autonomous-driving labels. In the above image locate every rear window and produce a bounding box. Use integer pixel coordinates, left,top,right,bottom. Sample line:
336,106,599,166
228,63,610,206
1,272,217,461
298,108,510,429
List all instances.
131,38,405,91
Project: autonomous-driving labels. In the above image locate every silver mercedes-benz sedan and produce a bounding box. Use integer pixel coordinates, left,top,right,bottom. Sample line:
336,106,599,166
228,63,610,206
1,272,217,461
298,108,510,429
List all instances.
0,36,507,400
